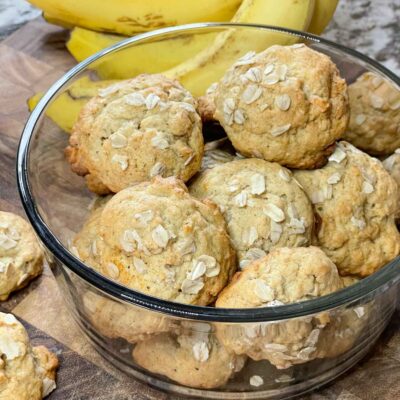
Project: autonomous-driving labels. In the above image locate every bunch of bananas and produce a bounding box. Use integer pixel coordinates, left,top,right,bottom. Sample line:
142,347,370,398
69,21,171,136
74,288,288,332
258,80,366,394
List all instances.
28,0,339,132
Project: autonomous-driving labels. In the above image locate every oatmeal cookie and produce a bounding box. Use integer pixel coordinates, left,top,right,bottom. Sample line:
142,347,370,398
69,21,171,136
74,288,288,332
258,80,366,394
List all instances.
0,212,43,300
95,176,236,306
71,197,111,268
294,141,400,277
213,44,349,169
82,291,173,343
383,149,400,218
73,198,173,343
345,72,400,155
132,328,246,389
66,74,204,194
190,158,314,267
0,312,58,399
215,247,344,369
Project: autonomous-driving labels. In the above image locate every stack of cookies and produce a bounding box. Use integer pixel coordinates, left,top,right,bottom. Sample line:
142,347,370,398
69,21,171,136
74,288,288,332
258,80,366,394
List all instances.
67,44,400,388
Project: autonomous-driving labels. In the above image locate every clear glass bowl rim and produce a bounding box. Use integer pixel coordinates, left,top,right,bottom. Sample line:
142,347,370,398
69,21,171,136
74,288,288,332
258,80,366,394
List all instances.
17,22,400,323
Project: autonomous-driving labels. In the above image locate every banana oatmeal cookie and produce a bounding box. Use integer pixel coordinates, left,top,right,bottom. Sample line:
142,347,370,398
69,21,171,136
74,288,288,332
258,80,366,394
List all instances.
84,177,236,306
0,211,43,301
0,312,58,399
66,74,204,194
213,44,349,169
190,158,314,267
345,72,400,155
215,246,344,369
133,327,246,388
383,149,400,218
294,141,400,277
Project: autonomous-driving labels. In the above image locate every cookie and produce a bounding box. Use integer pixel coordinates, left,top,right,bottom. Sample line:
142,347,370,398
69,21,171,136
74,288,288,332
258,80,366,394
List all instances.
73,198,173,343
89,177,236,306
383,149,400,218
0,211,43,300
0,312,58,399
213,44,349,169
71,196,111,269
190,158,314,267
345,72,400,155
82,291,173,343
215,246,344,369
294,141,400,277
66,74,204,194
132,327,246,389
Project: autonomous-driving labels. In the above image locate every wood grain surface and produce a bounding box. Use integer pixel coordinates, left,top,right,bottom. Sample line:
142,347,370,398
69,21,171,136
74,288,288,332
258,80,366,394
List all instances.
0,17,399,400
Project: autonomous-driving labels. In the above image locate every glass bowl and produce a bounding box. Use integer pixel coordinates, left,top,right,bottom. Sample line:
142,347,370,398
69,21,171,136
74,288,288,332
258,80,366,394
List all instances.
17,23,400,399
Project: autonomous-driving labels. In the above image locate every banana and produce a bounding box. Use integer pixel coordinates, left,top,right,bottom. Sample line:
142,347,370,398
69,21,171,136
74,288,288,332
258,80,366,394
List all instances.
164,0,315,96
308,0,339,35
28,76,116,133
67,27,217,79
28,0,242,35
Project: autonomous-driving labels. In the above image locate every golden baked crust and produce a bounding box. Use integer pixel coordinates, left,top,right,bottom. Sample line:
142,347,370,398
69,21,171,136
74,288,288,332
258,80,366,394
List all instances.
345,72,400,155
0,212,43,301
73,200,173,343
85,177,236,306
66,74,204,194
215,247,344,369
383,149,400,218
213,44,349,169
132,328,246,389
71,196,111,268
190,158,314,266
82,291,173,343
294,141,400,277
0,312,58,399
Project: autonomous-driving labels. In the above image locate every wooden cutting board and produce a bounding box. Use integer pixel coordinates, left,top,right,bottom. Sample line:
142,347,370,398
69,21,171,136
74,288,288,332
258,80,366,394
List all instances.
0,17,399,400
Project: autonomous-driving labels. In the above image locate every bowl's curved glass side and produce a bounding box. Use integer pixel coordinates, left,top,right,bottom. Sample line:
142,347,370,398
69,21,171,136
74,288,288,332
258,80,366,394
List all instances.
18,23,400,398
53,257,398,399
20,24,400,322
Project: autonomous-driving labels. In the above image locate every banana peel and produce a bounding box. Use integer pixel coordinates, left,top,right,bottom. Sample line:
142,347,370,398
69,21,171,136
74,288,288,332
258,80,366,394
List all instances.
28,76,117,133
164,0,316,96
28,0,242,35
308,0,339,35
67,27,217,80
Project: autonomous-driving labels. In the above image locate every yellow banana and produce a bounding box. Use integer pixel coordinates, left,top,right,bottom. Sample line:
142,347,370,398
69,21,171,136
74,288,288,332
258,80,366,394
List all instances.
28,0,242,35
164,0,315,96
28,76,117,133
308,0,339,35
67,27,217,79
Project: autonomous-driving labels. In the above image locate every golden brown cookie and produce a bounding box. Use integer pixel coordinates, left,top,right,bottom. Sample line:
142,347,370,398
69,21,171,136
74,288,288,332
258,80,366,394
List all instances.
345,72,400,155
0,212,43,301
87,177,236,306
190,158,314,267
66,74,204,194
82,291,173,343
0,312,58,399
382,149,400,218
294,141,400,277
132,327,246,389
213,44,349,169
73,201,174,344
215,247,344,369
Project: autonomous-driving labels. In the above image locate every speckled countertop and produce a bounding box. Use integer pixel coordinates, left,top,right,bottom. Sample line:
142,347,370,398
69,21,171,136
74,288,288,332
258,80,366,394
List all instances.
0,0,399,74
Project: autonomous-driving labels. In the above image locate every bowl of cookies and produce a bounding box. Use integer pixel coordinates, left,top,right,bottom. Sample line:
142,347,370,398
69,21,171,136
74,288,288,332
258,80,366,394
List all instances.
17,23,400,398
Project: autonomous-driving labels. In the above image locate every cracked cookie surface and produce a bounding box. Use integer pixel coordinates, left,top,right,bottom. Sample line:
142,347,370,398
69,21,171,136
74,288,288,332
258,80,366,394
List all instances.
213,44,349,169
345,72,400,155
294,141,400,277
66,74,204,194
0,211,43,301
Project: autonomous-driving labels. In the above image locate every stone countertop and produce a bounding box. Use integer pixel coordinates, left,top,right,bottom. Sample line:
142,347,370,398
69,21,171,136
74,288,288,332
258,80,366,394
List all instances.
0,0,399,74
